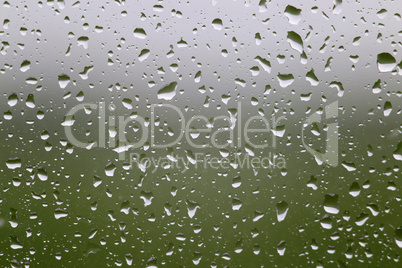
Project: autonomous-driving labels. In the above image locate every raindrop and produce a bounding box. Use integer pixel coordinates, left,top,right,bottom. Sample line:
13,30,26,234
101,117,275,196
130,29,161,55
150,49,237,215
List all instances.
105,162,116,177
157,82,177,100
77,36,89,49
341,161,356,171
232,198,242,210
20,60,31,72
25,94,35,108
377,53,396,72
232,176,241,188
140,191,154,207
10,235,23,249
186,199,199,218
349,182,361,197
277,241,286,256
276,201,289,222
134,28,147,39
8,93,18,107
37,167,48,181
320,215,332,229
58,74,71,89
395,227,402,248
212,18,223,30
284,5,301,25
393,141,402,161
138,49,150,62
383,101,392,117
306,69,319,86
323,194,339,214
54,208,68,219
6,158,22,169
287,31,304,53
277,73,294,88
355,213,369,226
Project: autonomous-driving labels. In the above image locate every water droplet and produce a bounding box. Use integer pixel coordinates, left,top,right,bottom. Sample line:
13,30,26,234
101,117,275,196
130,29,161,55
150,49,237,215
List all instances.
25,94,35,108
366,203,379,216
277,240,286,256
157,82,177,100
323,194,339,214
10,235,23,249
232,198,242,210
140,191,154,207
306,69,319,86
372,79,382,94
20,60,31,72
287,31,304,53
37,167,48,181
232,176,241,188
307,176,318,190
8,93,18,107
105,162,116,177
78,66,93,80
320,215,332,229
276,201,289,222
6,158,21,169
138,49,150,62
58,74,71,89
277,73,294,88
393,141,402,161
349,182,360,197
54,208,68,219
194,71,202,83
384,101,392,117
355,213,369,226
212,18,223,30
377,8,387,19
255,56,271,73
329,81,344,97
186,199,199,218
395,227,402,248
341,161,356,171
377,52,396,72
77,36,89,49
134,28,147,39
284,5,301,25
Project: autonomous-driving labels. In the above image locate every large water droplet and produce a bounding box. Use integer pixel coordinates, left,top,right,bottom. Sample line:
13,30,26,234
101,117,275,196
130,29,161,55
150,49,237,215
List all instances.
287,31,304,53
6,158,22,169
105,162,116,177
134,28,147,39
284,5,301,25
157,82,177,100
186,199,199,218
393,141,402,161
323,194,339,214
20,60,31,72
58,74,71,89
212,18,223,30
277,73,294,88
377,52,396,72
54,208,68,219
37,167,48,181
395,227,402,248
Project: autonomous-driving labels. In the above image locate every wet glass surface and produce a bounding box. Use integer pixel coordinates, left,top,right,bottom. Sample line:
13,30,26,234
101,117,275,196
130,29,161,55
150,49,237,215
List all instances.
0,0,401,266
